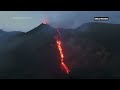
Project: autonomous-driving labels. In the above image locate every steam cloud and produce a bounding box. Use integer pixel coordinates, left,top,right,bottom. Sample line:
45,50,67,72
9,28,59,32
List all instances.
0,11,120,31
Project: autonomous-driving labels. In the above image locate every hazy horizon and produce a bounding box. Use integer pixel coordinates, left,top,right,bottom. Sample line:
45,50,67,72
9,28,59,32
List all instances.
0,11,120,32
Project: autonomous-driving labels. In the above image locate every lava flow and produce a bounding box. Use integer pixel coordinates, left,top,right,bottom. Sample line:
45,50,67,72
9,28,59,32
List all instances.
56,29,70,74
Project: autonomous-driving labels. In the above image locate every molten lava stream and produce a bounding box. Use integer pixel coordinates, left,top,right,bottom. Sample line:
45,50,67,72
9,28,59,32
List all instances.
56,40,70,74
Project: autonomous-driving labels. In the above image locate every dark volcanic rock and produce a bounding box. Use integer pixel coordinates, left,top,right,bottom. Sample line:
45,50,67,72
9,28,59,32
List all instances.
0,22,120,79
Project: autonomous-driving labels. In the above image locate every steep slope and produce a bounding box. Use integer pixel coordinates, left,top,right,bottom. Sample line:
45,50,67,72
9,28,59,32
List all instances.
63,22,120,78
0,23,66,79
0,22,120,79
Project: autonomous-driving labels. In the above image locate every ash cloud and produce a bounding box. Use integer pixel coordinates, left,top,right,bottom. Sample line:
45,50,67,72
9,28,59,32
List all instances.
0,11,120,32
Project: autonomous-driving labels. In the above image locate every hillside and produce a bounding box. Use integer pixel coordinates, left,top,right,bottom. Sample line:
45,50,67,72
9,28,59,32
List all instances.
0,22,120,78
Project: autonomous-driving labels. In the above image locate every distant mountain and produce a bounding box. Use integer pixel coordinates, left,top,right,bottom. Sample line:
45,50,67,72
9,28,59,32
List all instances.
0,29,5,33
0,22,120,79
64,22,120,78
0,30,24,43
75,22,120,50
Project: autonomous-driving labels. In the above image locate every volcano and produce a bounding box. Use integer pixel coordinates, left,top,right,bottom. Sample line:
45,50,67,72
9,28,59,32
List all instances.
0,23,69,79
0,22,120,79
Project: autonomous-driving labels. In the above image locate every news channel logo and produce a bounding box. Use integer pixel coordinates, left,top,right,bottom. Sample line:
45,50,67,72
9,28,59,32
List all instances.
94,17,109,21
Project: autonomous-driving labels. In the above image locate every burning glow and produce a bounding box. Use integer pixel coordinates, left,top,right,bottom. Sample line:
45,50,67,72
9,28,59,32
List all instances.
56,40,64,62
61,62,70,74
42,17,48,24
56,39,70,74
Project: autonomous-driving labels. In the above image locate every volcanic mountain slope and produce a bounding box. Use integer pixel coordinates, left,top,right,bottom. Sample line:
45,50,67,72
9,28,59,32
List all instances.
0,29,24,55
0,22,120,79
0,23,66,79
0,29,24,43
12,23,65,79
60,22,120,79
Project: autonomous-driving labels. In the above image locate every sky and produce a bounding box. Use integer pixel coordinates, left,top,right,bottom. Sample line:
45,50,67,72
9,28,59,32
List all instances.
0,11,120,32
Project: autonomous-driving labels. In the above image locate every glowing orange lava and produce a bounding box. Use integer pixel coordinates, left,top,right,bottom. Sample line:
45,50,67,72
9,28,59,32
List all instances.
61,62,70,74
56,39,70,74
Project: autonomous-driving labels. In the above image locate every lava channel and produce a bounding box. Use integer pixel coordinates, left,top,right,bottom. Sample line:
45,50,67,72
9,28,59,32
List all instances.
56,38,70,74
